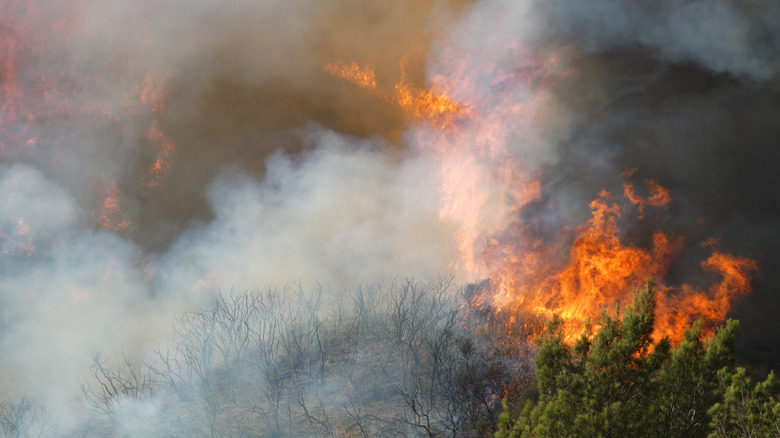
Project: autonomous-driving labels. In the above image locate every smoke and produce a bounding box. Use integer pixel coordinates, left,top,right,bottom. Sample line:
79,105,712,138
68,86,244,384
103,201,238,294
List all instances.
2,0,780,433
530,0,780,80
1,0,472,432
0,164,158,422
154,129,458,294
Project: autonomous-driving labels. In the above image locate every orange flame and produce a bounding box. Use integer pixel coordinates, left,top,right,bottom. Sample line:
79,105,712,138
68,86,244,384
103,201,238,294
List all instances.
394,81,467,127
474,187,756,343
301,48,755,344
2,1,174,231
93,181,135,232
0,4,45,154
144,119,176,187
623,169,672,215
381,41,757,343
323,61,377,89
323,59,467,128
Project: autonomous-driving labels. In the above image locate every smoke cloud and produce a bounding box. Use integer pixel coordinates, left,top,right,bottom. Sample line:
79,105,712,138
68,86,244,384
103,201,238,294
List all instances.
531,0,780,79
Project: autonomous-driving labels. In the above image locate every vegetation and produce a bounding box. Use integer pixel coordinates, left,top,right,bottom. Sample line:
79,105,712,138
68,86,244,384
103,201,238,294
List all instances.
1,278,777,437
495,280,780,438
0,398,56,438
76,278,534,437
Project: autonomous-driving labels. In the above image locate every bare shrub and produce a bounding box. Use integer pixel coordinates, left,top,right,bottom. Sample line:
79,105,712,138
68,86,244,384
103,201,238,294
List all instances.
82,278,537,436
0,398,57,438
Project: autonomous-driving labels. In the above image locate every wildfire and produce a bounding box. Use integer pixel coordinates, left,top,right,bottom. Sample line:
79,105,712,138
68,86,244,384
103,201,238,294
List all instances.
357,41,756,344
2,2,760,346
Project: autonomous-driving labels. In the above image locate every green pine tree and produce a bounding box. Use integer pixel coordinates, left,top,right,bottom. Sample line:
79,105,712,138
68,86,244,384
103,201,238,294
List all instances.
496,280,778,438
708,367,780,437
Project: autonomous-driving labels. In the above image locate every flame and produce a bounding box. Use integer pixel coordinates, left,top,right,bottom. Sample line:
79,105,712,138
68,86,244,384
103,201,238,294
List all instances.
323,61,377,89
473,187,756,343
421,48,558,278
323,59,467,128
394,81,466,128
141,81,175,187
93,181,135,232
655,249,757,341
144,120,176,187
1,3,45,153
365,41,757,343
1,0,100,151
2,1,175,230
623,169,672,216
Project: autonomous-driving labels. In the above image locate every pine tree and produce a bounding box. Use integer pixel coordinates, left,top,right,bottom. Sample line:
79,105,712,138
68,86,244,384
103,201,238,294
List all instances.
708,368,780,437
495,280,778,438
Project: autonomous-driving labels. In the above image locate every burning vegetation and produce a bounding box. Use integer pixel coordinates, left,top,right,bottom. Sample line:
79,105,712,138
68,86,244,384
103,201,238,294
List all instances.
323,59,468,128
322,51,758,347
472,185,757,344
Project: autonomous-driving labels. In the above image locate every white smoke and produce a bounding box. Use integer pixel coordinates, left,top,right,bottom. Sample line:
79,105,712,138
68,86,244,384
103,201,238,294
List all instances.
0,131,464,428
154,127,459,296
0,164,159,425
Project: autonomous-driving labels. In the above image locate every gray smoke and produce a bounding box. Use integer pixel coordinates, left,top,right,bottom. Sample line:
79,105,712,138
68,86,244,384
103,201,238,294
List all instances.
531,0,780,80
